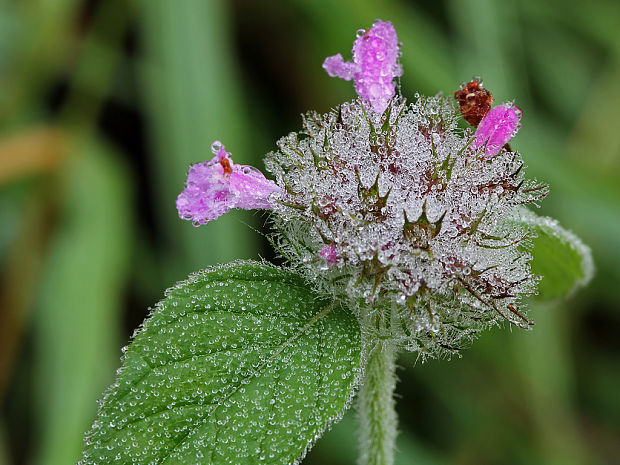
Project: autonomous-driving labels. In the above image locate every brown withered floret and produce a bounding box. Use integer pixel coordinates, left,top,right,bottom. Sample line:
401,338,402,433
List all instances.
453,78,494,127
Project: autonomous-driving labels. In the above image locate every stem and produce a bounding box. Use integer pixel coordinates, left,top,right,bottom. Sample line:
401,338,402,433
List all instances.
357,340,398,465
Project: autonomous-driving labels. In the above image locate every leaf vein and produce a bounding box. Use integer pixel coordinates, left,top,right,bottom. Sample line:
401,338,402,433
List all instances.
155,301,337,463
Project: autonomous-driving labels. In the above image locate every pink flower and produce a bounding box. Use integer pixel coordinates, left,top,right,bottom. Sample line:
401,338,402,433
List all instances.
319,245,339,267
176,141,281,226
473,104,522,159
323,20,402,114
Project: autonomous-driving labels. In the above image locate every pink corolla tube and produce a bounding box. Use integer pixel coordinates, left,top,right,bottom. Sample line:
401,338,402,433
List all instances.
176,141,281,226
323,20,402,114
473,104,522,159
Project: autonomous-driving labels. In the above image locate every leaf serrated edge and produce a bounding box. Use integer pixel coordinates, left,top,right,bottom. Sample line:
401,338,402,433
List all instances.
80,260,302,463
80,260,364,465
293,306,364,465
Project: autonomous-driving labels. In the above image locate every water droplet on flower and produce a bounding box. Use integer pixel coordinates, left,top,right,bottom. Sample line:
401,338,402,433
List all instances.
211,140,223,154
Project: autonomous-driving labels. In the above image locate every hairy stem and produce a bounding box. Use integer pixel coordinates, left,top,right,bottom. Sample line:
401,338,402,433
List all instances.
357,340,398,465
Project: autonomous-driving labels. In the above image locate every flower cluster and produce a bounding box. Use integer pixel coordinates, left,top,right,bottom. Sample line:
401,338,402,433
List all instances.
176,20,547,356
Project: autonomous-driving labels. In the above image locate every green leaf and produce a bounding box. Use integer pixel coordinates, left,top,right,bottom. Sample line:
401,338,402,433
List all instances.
517,209,593,300
80,261,361,465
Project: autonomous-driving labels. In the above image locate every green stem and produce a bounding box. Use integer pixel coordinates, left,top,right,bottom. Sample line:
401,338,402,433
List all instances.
357,340,398,465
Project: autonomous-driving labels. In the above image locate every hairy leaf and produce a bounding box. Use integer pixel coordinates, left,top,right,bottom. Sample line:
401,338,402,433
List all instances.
518,209,593,300
80,261,361,465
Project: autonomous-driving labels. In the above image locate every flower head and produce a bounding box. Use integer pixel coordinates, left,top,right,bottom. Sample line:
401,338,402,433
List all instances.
323,20,402,114
178,20,554,358
265,93,547,356
176,141,281,225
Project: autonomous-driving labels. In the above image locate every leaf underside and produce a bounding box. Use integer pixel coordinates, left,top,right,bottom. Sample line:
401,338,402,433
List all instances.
80,261,361,465
518,209,593,300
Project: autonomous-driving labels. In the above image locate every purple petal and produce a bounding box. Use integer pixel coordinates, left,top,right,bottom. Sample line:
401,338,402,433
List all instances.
176,141,281,226
229,166,281,210
473,104,522,158
353,20,401,114
323,20,401,114
322,54,358,80
319,245,339,267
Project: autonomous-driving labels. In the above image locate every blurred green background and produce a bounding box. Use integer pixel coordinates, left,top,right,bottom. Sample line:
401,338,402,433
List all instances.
0,0,618,464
